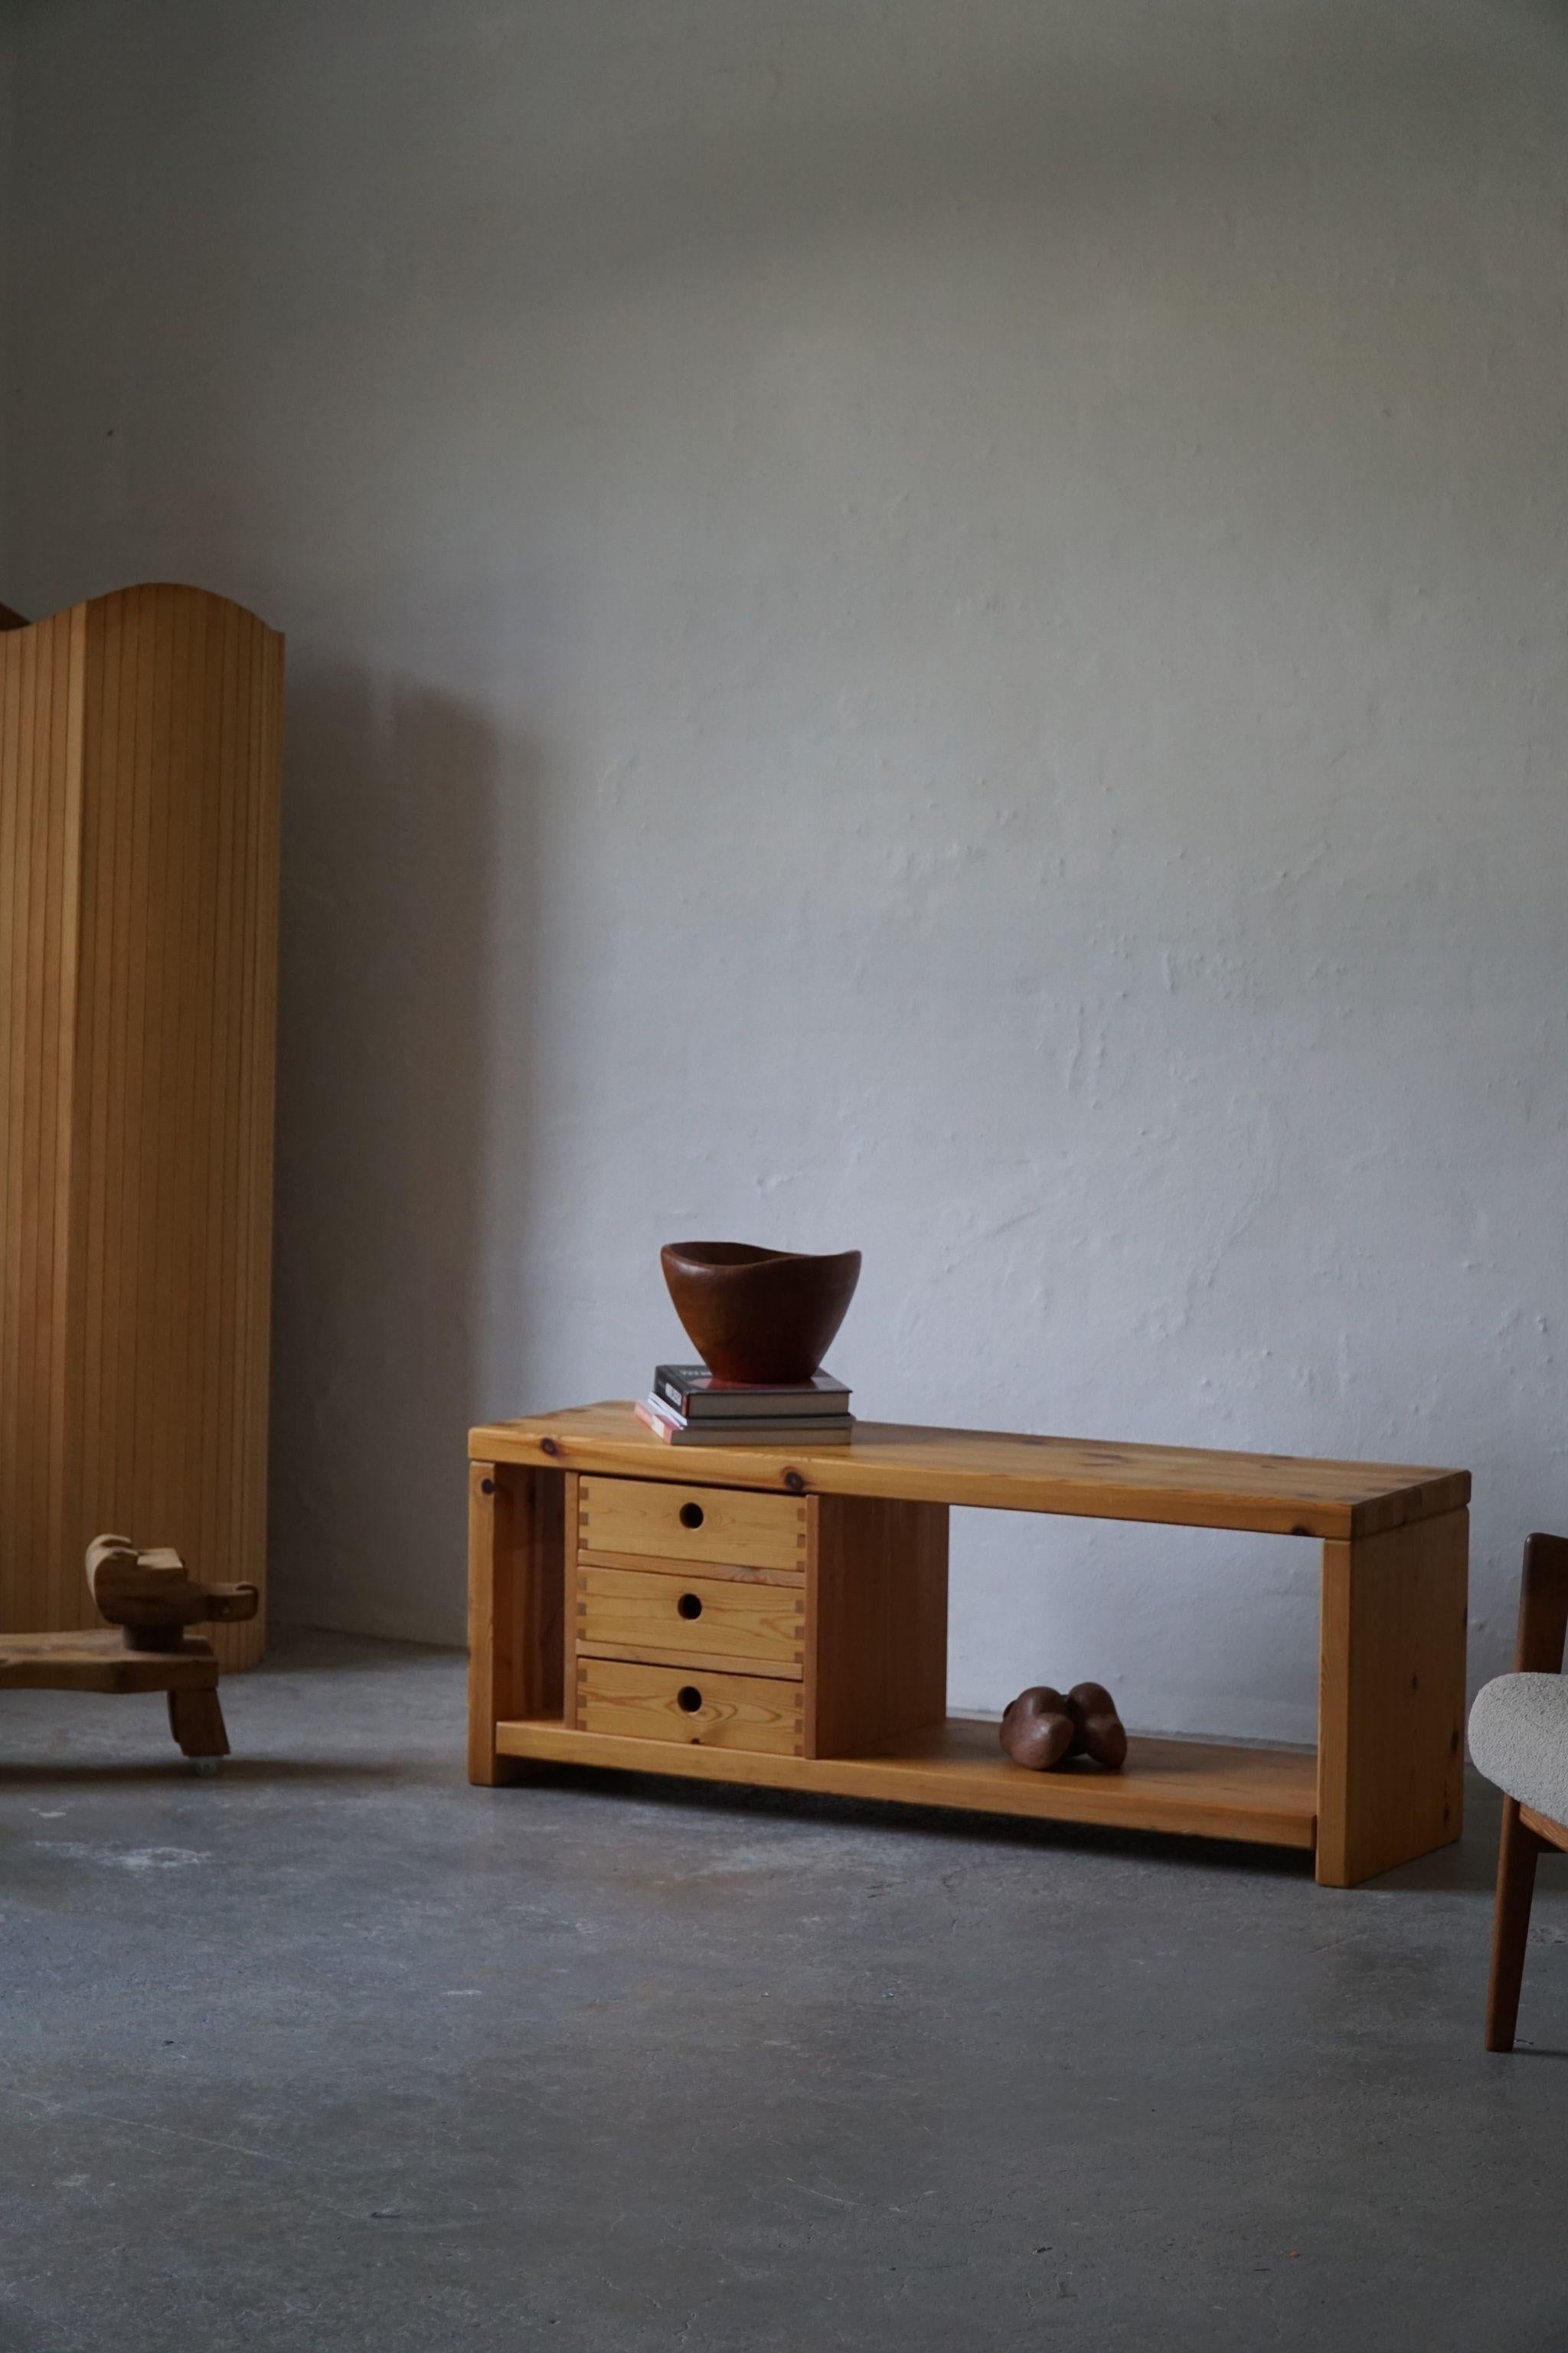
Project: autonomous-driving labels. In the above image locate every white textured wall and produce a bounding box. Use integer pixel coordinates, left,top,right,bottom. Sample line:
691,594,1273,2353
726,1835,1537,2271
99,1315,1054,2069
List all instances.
3,1,1566,1737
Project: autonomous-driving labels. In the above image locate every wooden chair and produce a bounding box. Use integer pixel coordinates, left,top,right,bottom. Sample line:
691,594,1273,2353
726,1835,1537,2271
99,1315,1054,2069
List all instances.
1471,1532,1568,2051
0,1536,259,1766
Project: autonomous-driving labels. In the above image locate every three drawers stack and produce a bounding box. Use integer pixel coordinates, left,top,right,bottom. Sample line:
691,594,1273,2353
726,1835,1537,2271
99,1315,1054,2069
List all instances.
571,1476,810,1755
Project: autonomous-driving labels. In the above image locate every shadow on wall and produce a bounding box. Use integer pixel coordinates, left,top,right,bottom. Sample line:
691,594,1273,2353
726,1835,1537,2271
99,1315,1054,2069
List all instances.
266,668,536,1645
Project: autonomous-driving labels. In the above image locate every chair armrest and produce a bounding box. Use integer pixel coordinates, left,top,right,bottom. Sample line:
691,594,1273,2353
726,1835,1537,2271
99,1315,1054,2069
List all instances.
1514,1532,1568,1675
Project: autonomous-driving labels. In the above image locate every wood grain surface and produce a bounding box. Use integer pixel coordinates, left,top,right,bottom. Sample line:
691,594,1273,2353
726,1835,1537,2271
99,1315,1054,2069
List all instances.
498,1712,1317,1846
477,1403,1466,1540
468,1461,565,1779
575,1560,805,1677
577,1472,808,1569
0,1625,217,1693
807,1493,948,1757
1315,1508,1468,1885
1,585,282,1666
574,1654,804,1755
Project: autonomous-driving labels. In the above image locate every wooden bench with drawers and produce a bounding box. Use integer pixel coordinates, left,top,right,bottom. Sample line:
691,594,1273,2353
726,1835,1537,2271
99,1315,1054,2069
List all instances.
469,1403,1471,1887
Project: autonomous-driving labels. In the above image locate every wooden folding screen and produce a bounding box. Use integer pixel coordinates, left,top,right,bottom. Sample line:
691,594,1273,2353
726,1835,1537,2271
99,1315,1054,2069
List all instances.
0,584,283,1666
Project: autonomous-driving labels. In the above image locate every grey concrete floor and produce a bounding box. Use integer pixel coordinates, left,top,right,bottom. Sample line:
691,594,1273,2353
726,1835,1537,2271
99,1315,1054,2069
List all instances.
3,1631,1566,2352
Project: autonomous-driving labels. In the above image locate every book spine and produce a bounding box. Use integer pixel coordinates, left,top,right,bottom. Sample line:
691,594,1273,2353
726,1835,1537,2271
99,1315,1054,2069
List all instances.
637,1398,854,1444
652,1376,852,1419
669,1426,854,1446
681,1398,853,1421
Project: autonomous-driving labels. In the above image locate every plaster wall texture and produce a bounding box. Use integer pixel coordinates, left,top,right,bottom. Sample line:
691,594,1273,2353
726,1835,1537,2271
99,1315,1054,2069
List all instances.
2,0,1565,1740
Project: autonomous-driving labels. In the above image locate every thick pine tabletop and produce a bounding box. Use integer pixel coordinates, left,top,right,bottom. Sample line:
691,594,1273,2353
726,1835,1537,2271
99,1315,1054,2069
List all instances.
469,1402,1468,1540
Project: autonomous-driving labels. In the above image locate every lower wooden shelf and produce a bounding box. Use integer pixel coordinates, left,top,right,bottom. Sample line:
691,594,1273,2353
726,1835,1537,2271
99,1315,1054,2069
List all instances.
494,1714,1318,1852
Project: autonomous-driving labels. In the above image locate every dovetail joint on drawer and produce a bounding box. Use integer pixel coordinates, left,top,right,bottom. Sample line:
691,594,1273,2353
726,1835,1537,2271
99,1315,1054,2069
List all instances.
575,1475,807,1573
574,1563,805,1675
576,1655,804,1756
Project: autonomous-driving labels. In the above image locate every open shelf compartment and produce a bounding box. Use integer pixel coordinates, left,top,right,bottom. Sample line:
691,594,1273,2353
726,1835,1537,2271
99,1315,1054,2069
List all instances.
495,1715,1318,1851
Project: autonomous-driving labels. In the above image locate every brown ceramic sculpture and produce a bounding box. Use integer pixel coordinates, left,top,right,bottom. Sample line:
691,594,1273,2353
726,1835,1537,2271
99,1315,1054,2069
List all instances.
660,1241,861,1385
1000,1681,1128,1773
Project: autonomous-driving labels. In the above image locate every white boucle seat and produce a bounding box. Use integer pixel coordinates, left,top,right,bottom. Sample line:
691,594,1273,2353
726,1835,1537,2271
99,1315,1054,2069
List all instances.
1469,1672,1568,1827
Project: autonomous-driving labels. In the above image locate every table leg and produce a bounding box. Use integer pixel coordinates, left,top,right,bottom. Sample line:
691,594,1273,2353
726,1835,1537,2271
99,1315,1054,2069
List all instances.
467,1461,564,1785
1315,1508,1468,1886
168,1685,229,1759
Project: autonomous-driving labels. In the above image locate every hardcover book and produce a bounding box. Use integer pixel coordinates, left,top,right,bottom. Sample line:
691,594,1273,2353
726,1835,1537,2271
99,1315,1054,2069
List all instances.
652,1363,851,1419
635,1398,854,1446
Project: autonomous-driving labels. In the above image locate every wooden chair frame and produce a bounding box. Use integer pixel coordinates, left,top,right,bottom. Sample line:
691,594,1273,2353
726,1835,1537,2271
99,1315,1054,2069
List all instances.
1485,1531,1568,2052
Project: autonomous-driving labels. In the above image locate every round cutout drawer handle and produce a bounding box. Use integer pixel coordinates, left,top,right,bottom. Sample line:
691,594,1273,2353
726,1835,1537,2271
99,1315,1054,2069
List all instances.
677,1592,703,1620
677,1685,703,1713
678,1502,705,1531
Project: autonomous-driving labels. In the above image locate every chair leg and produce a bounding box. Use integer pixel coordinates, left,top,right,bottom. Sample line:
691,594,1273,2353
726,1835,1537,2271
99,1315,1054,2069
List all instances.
167,1686,230,1761
1486,1797,1542,2052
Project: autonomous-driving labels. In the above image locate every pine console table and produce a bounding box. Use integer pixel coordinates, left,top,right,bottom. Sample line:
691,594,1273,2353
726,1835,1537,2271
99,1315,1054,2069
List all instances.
467,1404,1469,1886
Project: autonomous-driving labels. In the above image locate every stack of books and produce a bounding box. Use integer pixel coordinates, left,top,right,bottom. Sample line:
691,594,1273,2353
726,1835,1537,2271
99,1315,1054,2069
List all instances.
635,1364,854,1446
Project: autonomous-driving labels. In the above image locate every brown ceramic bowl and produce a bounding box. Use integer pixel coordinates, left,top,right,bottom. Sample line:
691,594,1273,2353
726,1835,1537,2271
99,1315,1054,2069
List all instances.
660,1242,861,1386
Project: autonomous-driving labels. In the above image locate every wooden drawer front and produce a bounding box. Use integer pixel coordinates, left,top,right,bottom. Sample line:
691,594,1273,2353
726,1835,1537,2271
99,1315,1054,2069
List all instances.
577,1476,805,1574
577,1656,802,1755
576,1564,805,1677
